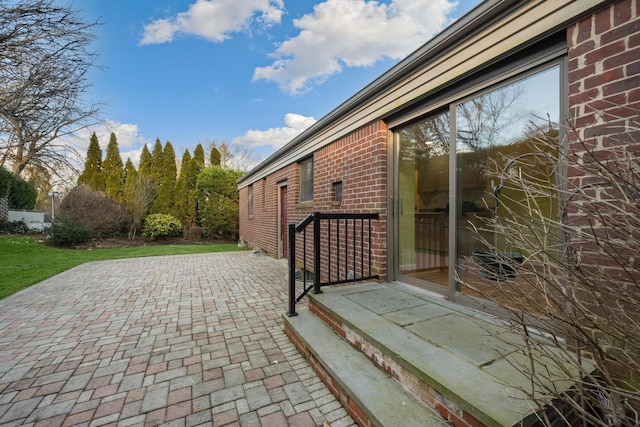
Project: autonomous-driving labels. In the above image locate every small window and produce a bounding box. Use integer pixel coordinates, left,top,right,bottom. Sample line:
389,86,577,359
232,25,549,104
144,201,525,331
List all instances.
248,184,254,217
333,181,343,202
299,157,314,202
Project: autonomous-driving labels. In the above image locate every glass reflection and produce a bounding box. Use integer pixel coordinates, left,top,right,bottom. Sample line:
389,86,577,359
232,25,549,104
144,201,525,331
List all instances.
455,66,560,298
395,65,560,299
398,110,450,287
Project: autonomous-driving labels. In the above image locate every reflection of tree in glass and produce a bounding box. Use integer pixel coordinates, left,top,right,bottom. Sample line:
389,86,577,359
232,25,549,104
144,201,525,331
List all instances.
400,111,450,163
457,84,524,151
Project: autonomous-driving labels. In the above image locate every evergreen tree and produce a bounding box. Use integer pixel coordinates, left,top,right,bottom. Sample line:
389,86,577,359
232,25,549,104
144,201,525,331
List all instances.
196,166,243,240
209,143,221,167
174,150,190,225
156,141,177,215
184,157,201,227
149,140,178,215
123,158,137,207
193,144,205,167
0,166,12,199
162,141,177,184
102,133,125,202
175,149,201,226
138,144,152,177
148,139,164,214
149,138,164,183
122,158,154,239
0,166,37,210
78,132,103,190
181,150,192,174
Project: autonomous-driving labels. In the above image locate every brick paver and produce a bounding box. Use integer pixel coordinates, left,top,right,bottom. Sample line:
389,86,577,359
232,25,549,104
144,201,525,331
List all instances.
0,252,355,427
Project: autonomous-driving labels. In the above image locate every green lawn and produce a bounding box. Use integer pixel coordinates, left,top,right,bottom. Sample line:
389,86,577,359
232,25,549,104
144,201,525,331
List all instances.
0,235,245,300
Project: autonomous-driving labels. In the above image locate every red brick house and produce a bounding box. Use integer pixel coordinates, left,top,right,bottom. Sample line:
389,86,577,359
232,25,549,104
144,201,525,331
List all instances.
238,1,639,425
239,0,638,306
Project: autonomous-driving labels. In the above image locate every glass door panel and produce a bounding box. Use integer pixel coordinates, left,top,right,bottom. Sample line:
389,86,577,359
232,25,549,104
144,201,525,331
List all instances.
397,111,450,288
455,66,560,303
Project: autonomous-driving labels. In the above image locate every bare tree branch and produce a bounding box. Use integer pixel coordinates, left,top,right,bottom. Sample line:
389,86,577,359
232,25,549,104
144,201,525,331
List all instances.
0,0,102,183
458,104,640,425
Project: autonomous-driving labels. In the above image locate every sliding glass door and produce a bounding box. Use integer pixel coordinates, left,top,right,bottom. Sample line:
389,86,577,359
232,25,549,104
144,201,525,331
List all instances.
393,63,561,305
397,110,450,288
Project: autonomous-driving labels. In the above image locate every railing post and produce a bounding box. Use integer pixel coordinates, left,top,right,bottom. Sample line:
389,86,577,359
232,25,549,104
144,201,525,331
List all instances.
313,212,323,294
287,223,298,317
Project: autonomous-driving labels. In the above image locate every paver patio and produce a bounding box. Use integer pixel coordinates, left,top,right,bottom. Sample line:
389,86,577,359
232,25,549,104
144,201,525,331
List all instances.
0,251,356,427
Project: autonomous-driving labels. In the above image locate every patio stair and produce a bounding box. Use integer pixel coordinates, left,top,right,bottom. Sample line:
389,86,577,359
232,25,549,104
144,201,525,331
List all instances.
283,282,579,427
285,309,449,427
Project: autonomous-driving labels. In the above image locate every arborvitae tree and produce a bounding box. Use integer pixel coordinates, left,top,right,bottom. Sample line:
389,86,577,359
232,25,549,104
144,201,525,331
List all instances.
174,150,190,225
175,150,201,227
148,139,164,214
78,132,103,190
122,158,153,239
138,144,152,177
181,150,192,173
152,141,177,216
184,157,202,227
9,178,37,210
196,166,243,240
102,133,125,202
162,141,177,183
209,143,221,167
149,138,164,183
193,143,205,167
123,158,137,206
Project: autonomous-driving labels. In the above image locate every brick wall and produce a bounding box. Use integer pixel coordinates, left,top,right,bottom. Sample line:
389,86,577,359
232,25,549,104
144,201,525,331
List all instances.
566,0,640,388
312,120,388,280
567,0,639,162
567,0,639,250
239,120,388,279
239,164,298,257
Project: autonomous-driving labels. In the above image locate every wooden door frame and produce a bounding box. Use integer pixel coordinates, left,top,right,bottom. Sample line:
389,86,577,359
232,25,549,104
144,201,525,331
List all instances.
278,181,288,259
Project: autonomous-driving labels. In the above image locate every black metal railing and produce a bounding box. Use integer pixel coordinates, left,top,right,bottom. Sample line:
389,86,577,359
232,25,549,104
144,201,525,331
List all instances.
287,212,379,316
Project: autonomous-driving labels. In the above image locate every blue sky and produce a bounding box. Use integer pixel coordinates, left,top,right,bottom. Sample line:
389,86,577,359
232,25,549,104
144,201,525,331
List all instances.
77,0,482,167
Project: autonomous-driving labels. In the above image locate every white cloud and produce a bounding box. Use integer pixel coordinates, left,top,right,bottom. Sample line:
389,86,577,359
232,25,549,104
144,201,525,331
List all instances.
233,113,316,150
140,0,285,45
253,0,457,95
76,120,150,165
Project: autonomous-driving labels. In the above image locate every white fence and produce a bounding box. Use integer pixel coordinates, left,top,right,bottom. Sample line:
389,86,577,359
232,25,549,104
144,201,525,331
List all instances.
8,209,49,231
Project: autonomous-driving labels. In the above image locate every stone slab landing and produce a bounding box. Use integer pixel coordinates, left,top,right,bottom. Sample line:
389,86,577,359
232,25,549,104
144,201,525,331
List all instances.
284,282,586,427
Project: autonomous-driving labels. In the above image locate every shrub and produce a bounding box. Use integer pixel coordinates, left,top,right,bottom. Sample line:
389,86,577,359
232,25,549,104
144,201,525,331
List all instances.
0,219,29,234
58,186,128,237
47,223,91,247
458,119,640,425
196,166,243,240
0,167,37,210
184,225,204,241
142,213,182,240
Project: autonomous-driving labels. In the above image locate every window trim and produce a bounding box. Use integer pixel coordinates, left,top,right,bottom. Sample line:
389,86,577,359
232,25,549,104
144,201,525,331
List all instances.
299,157,314,203
333,181,343,205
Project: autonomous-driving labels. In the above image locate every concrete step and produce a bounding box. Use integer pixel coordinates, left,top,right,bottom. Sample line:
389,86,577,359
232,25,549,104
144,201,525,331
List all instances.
284,309,450,427
306,283,547,427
